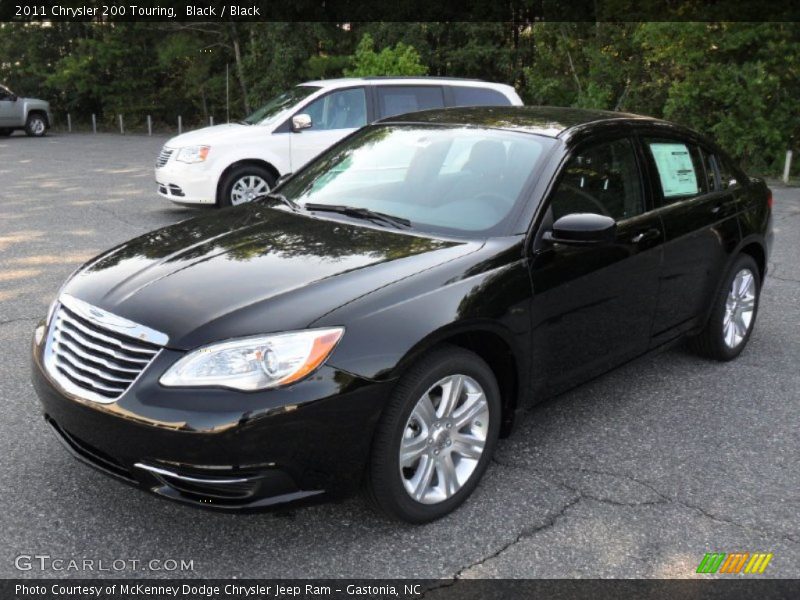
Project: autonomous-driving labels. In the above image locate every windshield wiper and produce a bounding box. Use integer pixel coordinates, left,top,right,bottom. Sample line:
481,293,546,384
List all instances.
304,203,411,229
236,120,252,126
265,192,301,212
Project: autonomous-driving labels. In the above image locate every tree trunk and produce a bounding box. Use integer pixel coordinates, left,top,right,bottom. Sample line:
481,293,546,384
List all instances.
228,23,250,115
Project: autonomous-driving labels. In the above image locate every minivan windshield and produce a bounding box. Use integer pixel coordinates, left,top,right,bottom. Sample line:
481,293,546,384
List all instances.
242,85,320,125
278,125,555,237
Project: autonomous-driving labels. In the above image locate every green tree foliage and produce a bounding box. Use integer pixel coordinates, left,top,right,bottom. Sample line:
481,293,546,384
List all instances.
1,21,798,172
344,33,428,77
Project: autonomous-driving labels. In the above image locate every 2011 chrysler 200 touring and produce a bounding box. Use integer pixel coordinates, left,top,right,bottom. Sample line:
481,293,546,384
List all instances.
32,107,773,522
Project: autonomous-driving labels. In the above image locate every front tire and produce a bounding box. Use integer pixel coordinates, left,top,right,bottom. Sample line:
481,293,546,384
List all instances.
25,113,47,137
218,165,275,208
689,254,761,361
0,128,12,137
366,346,501,523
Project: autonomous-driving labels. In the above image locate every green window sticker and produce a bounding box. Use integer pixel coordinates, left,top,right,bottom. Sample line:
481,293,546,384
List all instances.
649,143,698,198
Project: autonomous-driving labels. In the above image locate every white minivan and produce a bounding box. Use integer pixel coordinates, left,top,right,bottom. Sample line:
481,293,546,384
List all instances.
155,77,523,207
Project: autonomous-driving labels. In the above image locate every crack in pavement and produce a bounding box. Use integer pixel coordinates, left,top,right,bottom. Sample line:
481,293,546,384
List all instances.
0,316,40,327
421,492,583,597
491,458,800,548
422,453,799,590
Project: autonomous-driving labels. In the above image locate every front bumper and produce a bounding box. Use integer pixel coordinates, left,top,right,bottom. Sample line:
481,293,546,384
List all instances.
32,328,392,511
155,160,217,205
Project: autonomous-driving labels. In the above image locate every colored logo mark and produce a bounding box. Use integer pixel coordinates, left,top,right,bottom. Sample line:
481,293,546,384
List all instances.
696,552,773,574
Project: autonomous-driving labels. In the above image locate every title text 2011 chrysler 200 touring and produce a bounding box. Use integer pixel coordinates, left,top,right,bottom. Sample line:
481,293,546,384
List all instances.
32,107,773,522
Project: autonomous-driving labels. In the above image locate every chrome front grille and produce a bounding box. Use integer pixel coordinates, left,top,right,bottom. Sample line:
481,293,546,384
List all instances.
44,295,167,404
155,147,173,168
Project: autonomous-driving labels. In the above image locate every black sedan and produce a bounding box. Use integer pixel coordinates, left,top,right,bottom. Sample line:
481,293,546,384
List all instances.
32,107,773,523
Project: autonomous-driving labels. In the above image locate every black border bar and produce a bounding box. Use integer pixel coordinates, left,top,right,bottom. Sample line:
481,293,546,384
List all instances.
2,0,800,22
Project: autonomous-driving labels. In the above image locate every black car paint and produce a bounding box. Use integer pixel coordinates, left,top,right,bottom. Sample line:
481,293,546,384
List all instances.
32,107,772,510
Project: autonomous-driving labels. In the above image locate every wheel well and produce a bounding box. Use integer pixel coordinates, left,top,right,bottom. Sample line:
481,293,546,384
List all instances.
436,331,520,437
739,242,766,282
27,110,49,127
216,159,280,203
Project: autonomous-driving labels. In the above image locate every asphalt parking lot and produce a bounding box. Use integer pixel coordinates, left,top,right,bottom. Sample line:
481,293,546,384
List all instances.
1,132,798,580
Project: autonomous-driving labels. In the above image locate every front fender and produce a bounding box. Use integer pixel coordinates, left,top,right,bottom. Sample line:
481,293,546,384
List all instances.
314,237,532,383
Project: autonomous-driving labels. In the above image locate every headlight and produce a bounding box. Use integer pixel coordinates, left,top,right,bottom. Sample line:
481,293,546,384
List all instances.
175,145,210,163
160,328,344,391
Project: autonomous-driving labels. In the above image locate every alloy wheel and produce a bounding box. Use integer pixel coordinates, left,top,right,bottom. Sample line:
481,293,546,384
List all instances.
399,374,489,505
230,175,270,205
723,267,756,349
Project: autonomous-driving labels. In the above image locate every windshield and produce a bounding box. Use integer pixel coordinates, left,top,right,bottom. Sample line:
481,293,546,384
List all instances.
278,125,555,237
242,86,320,125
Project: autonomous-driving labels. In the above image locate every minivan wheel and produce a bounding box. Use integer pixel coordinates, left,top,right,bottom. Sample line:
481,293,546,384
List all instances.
0,128,12,136
218,165,275,207
690,254,760,361
25,113,47,137
366,346,501,523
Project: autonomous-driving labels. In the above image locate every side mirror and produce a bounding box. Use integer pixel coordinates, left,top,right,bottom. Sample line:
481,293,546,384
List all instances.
544,213,616,246
9,94,17,102
275,172,292,187
291,114,312,132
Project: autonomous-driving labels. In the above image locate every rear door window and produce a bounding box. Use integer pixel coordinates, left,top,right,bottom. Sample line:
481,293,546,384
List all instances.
451,86,511,107
376,86,445,119
644,138,706,203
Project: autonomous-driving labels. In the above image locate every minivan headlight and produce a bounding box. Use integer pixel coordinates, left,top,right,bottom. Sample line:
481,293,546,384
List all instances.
160,328,344,391
175,145,210,163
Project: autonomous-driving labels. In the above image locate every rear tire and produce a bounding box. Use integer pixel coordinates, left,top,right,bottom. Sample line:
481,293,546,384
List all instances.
0,128,12,137
689,254,760,361
218,165,275,208
25,113,47,137
365,346,501,523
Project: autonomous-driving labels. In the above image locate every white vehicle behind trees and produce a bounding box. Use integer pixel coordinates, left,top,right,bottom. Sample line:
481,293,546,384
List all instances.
154,77,523,207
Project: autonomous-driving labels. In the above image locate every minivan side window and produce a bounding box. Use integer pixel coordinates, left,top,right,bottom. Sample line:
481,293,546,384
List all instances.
644,138,706,203
550,137,644,222
376,86,445,119
451,86,511,107
302,87,367,131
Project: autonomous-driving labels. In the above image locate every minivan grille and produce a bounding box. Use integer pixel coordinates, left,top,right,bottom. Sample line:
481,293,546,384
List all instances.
155,147,173,168
47,302,162,402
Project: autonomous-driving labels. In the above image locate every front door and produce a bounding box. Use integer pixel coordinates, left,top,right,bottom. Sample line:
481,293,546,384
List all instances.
290,87,367,170
528,136,665,393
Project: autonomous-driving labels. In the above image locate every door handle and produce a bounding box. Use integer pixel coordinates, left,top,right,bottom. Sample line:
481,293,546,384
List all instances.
710,202,723,215
631,228,660,244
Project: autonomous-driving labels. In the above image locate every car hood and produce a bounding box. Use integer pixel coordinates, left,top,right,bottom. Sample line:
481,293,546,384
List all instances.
62,205,479,349
165,123,260,147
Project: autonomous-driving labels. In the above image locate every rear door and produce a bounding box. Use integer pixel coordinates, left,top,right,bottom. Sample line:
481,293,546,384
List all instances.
528,134,665,392
289,86,368,170
640,134,741,344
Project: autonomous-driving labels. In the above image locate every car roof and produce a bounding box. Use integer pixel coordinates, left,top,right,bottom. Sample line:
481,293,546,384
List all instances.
299,77,512,91
377,105,673,139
